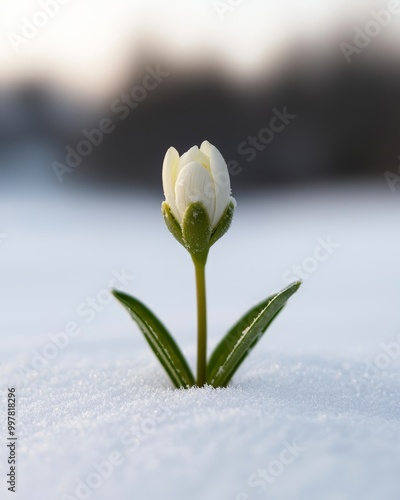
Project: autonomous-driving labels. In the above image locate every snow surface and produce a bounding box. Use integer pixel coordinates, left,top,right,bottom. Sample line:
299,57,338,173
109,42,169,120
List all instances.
1,183,400,500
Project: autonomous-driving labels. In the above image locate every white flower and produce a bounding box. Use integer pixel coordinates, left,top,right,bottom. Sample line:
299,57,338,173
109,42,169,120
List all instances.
162,141,234,229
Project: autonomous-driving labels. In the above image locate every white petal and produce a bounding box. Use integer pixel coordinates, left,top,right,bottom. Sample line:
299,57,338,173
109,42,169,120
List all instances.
162,147,180,220
175,161,216,224
209,144,231,227
200,140,211,157
179,145,210,171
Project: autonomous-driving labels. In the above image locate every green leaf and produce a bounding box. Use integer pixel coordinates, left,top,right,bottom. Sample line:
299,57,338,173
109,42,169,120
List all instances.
207,281,302,388
112,290,195,388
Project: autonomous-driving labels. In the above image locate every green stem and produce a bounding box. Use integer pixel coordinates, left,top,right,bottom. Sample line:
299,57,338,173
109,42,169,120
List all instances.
194,259,207,387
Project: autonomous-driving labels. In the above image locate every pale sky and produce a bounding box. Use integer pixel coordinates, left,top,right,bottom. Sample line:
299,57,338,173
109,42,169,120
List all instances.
0,0,390,96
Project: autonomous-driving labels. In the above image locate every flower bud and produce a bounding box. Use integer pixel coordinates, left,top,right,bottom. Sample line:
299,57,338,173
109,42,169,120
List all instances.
161,141,235,261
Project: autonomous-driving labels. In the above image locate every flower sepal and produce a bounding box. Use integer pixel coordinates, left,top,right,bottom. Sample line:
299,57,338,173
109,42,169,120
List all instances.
162,201,185,248
163,200,214,265
182,202,212,265
210,200,235,247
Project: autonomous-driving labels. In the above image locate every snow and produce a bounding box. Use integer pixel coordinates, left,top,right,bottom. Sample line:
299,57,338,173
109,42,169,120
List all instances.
0,183,399,500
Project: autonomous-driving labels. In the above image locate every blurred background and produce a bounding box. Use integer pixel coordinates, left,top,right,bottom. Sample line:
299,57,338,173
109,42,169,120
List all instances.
0,0,399,352
1,3,400,500
1,0,400,191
